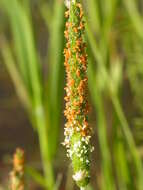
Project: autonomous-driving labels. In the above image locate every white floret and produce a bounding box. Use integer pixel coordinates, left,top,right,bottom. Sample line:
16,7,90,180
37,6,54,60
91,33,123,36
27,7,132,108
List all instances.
73,140,81,151
72,170,86,182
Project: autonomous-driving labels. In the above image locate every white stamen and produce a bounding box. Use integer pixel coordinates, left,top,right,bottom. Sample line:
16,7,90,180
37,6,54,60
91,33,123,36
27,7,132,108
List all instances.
72,170,86,182
90,146,94,152
73,141,81,151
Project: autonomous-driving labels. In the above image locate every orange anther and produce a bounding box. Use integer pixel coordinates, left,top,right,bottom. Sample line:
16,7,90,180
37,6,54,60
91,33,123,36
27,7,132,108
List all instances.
64,30,69,39
70,79,75,86
65,10,69,18
76,69,80,77
73,27,78,33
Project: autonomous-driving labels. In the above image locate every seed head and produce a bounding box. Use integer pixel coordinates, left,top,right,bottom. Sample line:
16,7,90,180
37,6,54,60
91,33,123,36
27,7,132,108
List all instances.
63,0,93,188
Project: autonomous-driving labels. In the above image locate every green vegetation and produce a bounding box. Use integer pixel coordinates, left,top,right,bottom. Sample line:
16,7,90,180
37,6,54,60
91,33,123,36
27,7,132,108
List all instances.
0,0,143,189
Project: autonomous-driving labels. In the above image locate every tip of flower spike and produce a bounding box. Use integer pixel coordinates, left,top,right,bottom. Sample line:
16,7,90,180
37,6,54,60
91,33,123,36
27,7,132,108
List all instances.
10,148,25,190
13,148,24,171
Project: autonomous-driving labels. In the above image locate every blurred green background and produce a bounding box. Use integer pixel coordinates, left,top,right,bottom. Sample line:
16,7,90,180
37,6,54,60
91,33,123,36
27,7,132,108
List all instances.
0,0,143,189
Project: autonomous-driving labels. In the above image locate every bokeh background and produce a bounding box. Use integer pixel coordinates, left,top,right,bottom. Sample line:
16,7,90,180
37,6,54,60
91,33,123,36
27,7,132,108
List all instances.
0,0,143,189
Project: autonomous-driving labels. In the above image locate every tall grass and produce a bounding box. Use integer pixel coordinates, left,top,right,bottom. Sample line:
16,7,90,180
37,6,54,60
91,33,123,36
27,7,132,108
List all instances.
0,0,143,189
0,0,65,189
86,0,143,189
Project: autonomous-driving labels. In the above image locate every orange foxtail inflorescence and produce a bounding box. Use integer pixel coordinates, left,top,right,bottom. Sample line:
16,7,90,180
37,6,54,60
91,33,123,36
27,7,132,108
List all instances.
10,148,25,190
63,0,93,188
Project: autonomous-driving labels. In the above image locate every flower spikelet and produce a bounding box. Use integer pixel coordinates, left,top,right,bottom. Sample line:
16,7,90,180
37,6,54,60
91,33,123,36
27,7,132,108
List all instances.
10,148,25,190
63,0,93,188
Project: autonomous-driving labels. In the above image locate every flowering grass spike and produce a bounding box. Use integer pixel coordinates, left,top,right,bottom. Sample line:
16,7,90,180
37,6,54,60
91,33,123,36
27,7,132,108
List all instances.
63,0,93,188
10,148,25,190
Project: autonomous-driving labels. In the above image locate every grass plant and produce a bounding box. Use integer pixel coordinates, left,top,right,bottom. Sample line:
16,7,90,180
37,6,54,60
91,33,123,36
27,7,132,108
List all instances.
0,0,143,189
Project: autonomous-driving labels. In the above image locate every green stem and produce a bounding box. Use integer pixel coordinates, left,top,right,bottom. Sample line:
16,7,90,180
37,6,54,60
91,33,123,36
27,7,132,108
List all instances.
88,62,115,190
35,106,55,190
111,93,143,189
96,93,115,190
86,22,143,189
